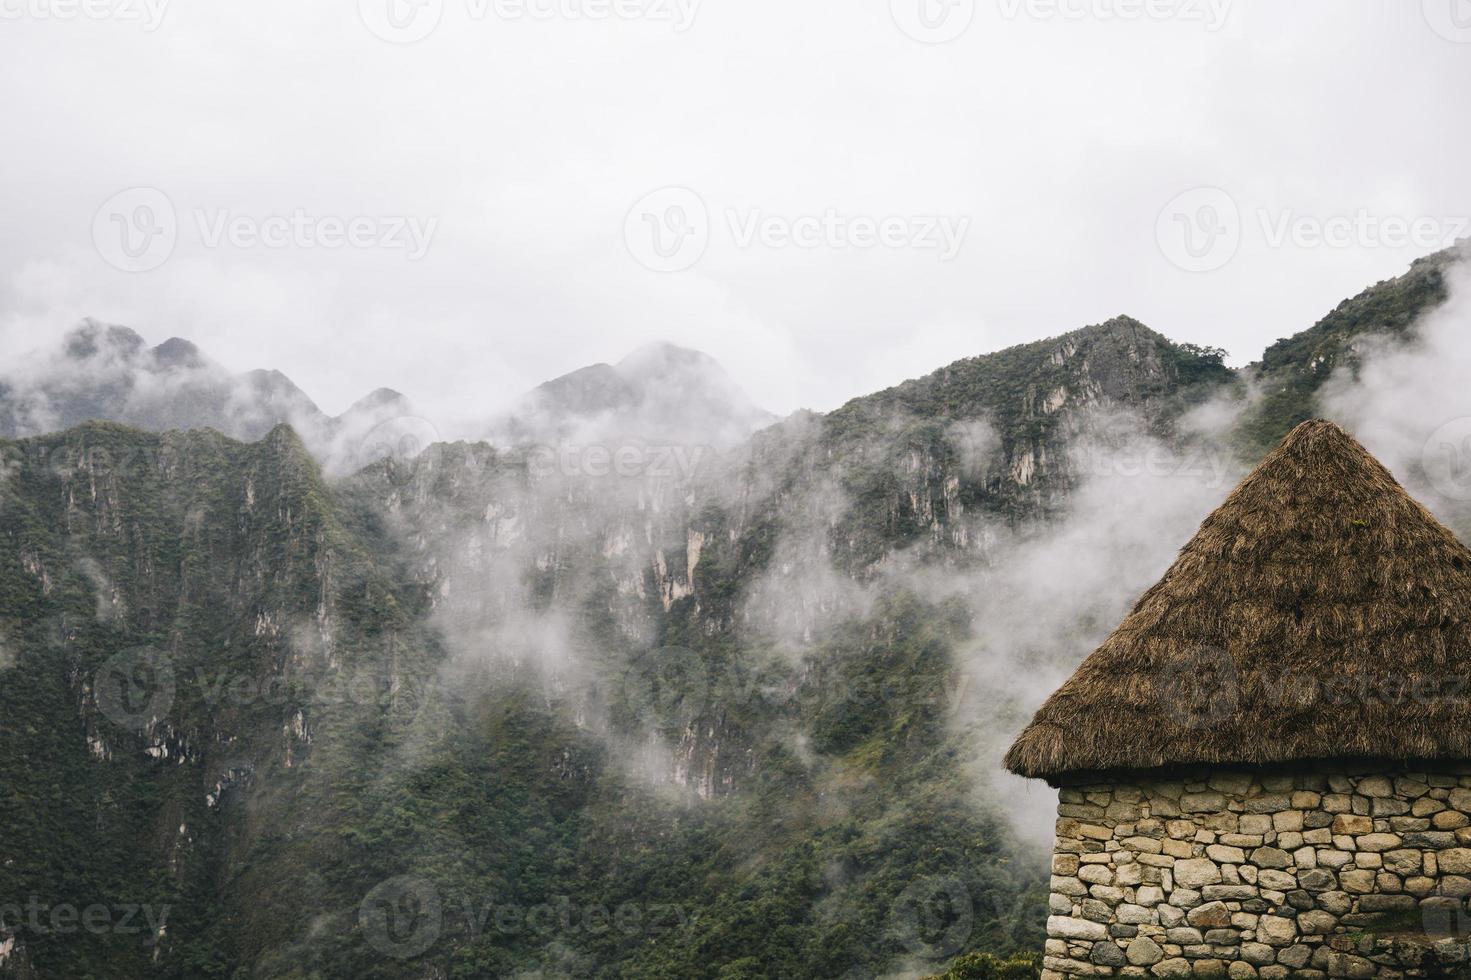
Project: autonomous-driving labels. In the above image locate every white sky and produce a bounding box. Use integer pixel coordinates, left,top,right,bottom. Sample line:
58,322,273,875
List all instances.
1,0,1469,422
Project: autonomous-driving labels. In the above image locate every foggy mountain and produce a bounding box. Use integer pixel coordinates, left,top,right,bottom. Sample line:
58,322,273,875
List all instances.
0,320,413,474
493,342,777,451
0,327,778,474
0,245,1468,978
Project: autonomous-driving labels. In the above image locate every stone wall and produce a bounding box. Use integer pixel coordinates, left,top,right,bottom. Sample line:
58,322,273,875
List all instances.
1044,766,1471,979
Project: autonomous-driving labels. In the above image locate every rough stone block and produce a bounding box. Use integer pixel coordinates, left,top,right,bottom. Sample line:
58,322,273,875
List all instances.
1181,792,1227,813
1050,915,1111,941
1186,902,1233,929
1238,815,1273,836
1175,859,1223,889
1383,848,1422,876
1440,848,1471,874
1242,794,1292,815
1433,810,1470,829
1257,915,1297,946
1162,838,1194,859
1330,814,1371,835
1205,844,1246,864
1271,811,1303,832
1127,936,1165,966
1277,943,1313,969
1295,910,1336,935
1248,847,1291,869
1354,833,1401,852
1254,869,1293,891
1118,904,1158,925
1356,893,1417,913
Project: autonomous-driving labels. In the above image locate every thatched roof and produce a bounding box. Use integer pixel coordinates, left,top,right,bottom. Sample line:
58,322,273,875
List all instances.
1005,419,1471,784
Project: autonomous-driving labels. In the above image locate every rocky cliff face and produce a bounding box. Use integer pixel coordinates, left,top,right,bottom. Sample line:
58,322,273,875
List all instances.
0,422,434,976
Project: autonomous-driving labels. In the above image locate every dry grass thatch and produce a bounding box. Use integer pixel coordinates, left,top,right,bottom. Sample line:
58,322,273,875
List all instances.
1004,419,1471,785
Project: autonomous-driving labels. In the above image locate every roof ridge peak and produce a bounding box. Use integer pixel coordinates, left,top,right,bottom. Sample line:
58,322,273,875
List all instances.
1005,420,1471,784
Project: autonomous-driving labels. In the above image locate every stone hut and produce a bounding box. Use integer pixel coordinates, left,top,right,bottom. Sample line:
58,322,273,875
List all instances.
1005,420,1471,979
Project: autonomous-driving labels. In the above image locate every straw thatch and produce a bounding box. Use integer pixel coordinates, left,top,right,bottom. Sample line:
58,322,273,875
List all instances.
1005,419,1471,785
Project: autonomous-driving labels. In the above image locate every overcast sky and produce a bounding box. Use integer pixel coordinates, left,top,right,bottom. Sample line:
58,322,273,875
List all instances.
1,0,1468,423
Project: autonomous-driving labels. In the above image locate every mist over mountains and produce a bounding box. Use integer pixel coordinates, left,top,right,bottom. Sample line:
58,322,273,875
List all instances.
0,324,778,479
0,319,414,473
0,245,1469,978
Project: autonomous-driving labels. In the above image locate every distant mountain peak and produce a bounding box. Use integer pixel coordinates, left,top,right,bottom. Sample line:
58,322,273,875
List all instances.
63,320,146,361
0,324,398,475
151,337,209,370
616,341,721,374
497,341,773,450
348,387,411,413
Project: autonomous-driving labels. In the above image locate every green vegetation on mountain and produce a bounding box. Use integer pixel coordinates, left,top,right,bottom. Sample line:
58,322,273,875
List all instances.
1235,245,1466,451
